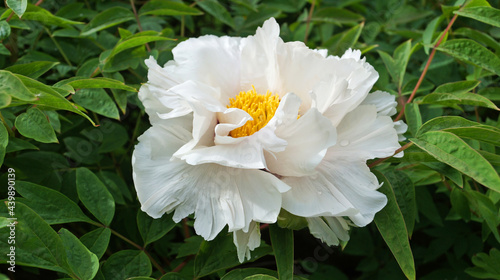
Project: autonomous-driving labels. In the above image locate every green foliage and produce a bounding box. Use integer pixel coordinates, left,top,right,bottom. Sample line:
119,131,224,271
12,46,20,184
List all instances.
0,0,499,279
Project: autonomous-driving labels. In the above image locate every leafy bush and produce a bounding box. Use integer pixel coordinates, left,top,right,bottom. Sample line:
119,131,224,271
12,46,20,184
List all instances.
0,0,499,279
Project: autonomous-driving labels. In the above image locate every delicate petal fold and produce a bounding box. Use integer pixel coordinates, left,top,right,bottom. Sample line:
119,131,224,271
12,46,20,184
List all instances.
282,158,387,226
233,222,261,263
133,119,290,241
266,107,337,176
361,90,398,117
327,105,401,160
307,217,350,246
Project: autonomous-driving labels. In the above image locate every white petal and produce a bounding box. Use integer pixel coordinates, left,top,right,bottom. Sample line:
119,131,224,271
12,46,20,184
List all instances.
233,222,261,263
307,217,350,246
133,121,289,240
266,108,337,176
282,158,387,225
361,90,398,117
328,105,401,160
394,120,408,142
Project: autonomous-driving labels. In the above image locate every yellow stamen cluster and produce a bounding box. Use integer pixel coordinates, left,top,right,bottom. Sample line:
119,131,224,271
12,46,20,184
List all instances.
227,86,280,138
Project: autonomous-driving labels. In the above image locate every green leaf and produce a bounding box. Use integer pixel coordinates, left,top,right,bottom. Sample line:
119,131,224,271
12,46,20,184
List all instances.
269,224,294,280
108,32,173,59
312,7,364,24
455,6,500,28
197,0,235,29
80,227,111,260
466,248,500,279
81,7,135,36
5,61,59,79
382,170,416,237
0,202,70,273
139,0,203,16
0,93,11,109
101,250,152,280
0,123,7,167
177,236,204,258
404,103,422,136
15,181,93,225
159,272,189,280
324,22,363,56
55,77,137,92
419,92,499,110
0,70,37,101
374,171,416,280
0,44,10,56
15,107,58,143
72,88,120,119
194,233,272,277
6,0,27,18
410,131,500,193
244,275,278,280
0,21,11,40
465,190,500,243
451,188,471,221
59,228,99,280
418,116,500,146
455,27,500,54
479,87,500,101
276,209,308,231
422,15,444,54
14,74,95,125
378,40,412,90
222,268,279,280
22,5,83,27
76,167,115,225
137,210,176,246
437,39,500,76
433,80,480,94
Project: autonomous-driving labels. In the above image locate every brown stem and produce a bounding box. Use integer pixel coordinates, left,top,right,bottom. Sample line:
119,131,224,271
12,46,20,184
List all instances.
182,218,190,239
172,255,194,273
130,0,151,52
368,142,414,168
394,12,460,122
304,0,316,44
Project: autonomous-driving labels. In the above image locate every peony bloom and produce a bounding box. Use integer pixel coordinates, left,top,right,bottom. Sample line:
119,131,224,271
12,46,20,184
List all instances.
132,18,405,262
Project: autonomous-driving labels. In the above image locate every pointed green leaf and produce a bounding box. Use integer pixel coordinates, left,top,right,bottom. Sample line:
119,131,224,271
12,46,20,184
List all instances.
72,88,120,119
108,32,173,59
0,21,11,40
137,210,176,246
466,249,500,279
0,123,7,167
6,137,38,153
14,74,95,125
0,70,37,101
455,6,500,28
55,77,137,92
76,167,115,225
244,275,278,280
420,92,499,110
455,27,500,54
382,170,416,237
15,181,93,224
15,107,58,144
22,5,83,27
222,268,279,280
410,131,500,192
437,39,500,76
101,250,152,280
433,80,480,94
324,22,363,56
6,61,59,79
269,224,294,280
422,15,444,54
59,228,99,280
451,188,471,221
80,7,135,36
197,0,235,28
80,227,111,260
312,7,364,24
6,0,28,18
374,171,415,280
404,103,422,136
139,0,203,16
465,190,500,242
0,202,70,273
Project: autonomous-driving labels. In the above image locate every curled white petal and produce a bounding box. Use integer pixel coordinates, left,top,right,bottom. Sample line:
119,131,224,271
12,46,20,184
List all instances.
307,217,350,246
233,222,261,263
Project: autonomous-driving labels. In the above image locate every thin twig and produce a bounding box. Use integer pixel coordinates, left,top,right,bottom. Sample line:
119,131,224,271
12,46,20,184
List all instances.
44,27,73,67
368,142,414,168
130,0,151,52
172,255,194,272
304,0,316,44
182,218,190,239
394,12,460,122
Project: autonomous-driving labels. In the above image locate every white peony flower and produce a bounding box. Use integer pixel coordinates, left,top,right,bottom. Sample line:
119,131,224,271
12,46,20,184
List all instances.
133,17,405,262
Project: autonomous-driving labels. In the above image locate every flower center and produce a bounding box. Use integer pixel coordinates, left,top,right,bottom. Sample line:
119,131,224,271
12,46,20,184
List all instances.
227,86,279,138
